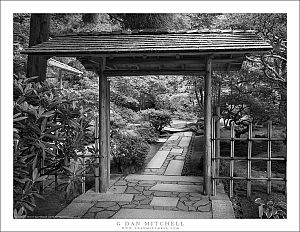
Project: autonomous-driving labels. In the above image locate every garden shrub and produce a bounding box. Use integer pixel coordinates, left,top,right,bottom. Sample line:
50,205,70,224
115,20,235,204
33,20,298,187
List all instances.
135,122,159,143
13,75,93,216
60,160,86,201
154,94,176,112
13,76,59,215
111,103,141,126
140,108,172,133
175,110,196,120
110,91,140,111
110,131,149,174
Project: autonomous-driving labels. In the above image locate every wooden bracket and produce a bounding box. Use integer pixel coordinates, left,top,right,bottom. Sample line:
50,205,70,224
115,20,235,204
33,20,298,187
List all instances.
82,57,107,73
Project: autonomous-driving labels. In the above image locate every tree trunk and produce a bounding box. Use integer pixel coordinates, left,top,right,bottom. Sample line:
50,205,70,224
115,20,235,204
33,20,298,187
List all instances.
27,14,50,82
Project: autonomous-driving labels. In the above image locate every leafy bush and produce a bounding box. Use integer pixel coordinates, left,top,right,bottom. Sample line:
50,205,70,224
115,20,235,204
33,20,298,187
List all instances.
140,109,172,133
111,91,140,111
135,122,159,143
60,160,86,200
13,75,93,216
175,110,196,120
111,103,142,129
13,76,59,215
13,166,46,217
169,93,194,113
154,94,176,112
111,131,149,174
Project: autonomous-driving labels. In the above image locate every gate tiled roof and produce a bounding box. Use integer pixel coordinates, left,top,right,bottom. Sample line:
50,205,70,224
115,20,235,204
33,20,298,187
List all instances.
23,30,272,56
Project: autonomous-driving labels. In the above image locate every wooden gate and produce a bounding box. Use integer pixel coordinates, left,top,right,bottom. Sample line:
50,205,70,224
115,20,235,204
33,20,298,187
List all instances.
211,119,286,198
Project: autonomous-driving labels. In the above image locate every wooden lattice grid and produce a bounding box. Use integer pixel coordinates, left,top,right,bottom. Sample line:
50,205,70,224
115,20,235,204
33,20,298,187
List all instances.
211,118,286,198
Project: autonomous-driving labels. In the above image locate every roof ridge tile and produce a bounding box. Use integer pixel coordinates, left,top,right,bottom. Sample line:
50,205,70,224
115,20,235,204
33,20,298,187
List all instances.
54,29,258,38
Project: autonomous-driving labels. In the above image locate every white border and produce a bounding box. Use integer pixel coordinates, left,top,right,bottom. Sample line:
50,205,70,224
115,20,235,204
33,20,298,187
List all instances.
1,1,299,231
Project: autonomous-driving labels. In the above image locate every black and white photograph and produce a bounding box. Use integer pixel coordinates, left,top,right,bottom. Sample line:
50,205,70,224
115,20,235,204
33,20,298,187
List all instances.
1,1,299,231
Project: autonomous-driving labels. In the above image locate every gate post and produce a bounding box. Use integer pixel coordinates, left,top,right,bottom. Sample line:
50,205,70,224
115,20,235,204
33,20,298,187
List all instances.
203,55,212,195
106,80,111,188
96,57,110,193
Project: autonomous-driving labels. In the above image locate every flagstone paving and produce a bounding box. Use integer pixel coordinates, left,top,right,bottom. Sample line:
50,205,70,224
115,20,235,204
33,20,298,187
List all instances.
157,138,168,143
142,132,191,175
146,151,169,169
126,174,203,182
56,202,94,218
55,121,235,219
164,160,185,175
150,183,203,193
112,208,212,219
72,193,134,203
150,197,179,207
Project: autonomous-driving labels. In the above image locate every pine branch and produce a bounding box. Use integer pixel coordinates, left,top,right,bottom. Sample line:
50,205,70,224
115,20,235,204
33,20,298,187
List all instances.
246,56,261,63
260,56,281,79
265,54,287,62
107,14,124,24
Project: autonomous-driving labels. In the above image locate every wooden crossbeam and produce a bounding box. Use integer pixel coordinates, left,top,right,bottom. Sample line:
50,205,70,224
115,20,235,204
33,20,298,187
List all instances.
102,70,207,76
80,55,242,75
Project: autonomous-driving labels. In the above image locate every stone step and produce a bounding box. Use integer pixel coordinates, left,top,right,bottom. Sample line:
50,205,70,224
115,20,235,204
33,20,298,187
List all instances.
183,132,193,136
163,127,189,132
170,148,183,153
125,174,203,183
164,160,184,176
112,208,212,219
146,151,169,169
168,135,180,141
56,202,94,218
108,185,127,194
150,183,203,193
150,197,179,207
72,193,134,203
157,138,168,143
178,137,191,147
211,200,235,219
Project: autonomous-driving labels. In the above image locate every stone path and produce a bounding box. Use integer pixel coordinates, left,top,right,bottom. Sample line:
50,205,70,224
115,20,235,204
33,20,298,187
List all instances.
112,209,212,219
164,160,185,175
142,132,192,175
56,120,235,219
56,174,212,219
